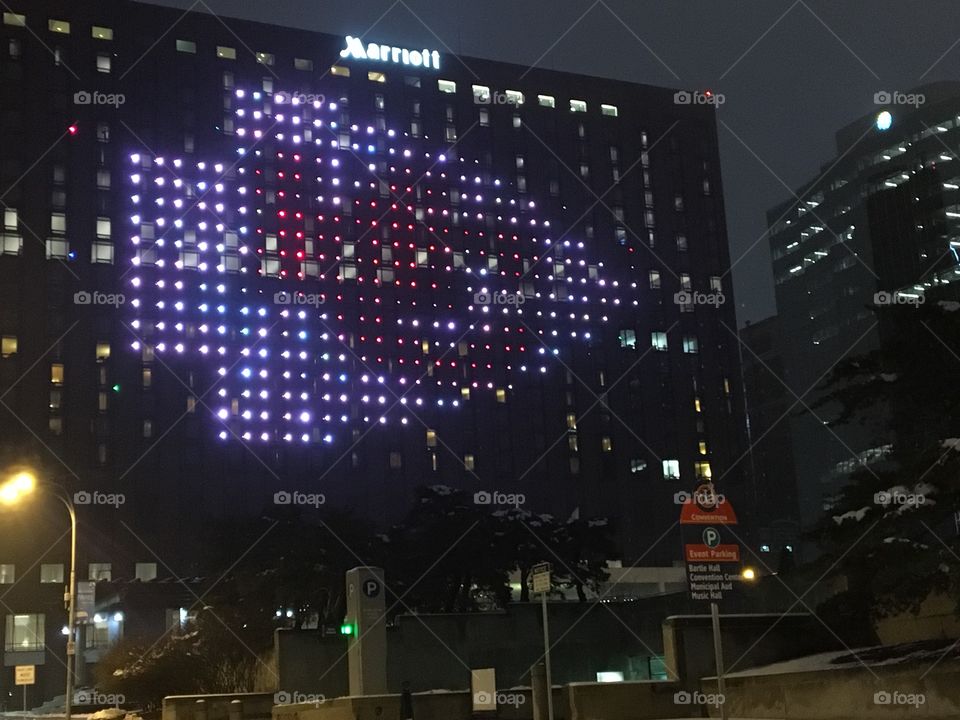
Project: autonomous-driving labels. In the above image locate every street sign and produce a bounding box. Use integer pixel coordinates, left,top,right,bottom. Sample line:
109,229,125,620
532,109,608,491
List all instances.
681,484,742,603
362,578,381,598
531,563,551,594
15,666,35,685
679,484,738,525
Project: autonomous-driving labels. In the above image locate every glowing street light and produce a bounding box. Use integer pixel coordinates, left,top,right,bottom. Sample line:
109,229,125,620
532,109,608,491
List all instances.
741,567,758,582
0,468,77,720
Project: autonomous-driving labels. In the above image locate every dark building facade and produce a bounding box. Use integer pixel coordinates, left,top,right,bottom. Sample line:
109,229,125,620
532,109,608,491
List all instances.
766,82,960,531
0,0,748,701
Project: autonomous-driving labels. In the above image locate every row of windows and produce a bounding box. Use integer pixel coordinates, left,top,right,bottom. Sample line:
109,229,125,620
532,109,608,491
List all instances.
2,13,113,40
0,562,156,584
5,612,122,652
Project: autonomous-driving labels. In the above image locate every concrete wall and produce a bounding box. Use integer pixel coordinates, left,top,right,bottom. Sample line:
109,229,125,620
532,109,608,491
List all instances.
163,692,275,720
564,681,692,720
705,659,960,719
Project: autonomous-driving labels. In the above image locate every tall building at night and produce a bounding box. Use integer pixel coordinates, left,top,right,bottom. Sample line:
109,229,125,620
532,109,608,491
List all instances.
0,0,747,697
766,82,960,531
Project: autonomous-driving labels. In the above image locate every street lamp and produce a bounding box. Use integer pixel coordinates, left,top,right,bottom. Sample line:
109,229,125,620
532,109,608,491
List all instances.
741,567,758,582
0,469,77,720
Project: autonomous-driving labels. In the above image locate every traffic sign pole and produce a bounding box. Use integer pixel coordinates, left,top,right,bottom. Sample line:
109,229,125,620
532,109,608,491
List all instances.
710,602,727,720
541,591,554,720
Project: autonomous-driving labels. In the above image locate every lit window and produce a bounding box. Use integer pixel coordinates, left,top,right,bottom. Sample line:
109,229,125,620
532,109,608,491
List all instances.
368,71,387,83
566,413,577,430
618,329,637,349
662,460,680,480
186,397,196,413
46,238,69,259
51,213,66,234
331,64,350,77
651,332,668,351
217,46,236,60
143,419,153,438
426,429,437,447
48,19,70,34
142,367,152,387
50,363,64,384
676,234,688,251
680,273,692,290
91,241,113,264
88,563,112,581
464,454,475,471
505,90,524,105
683,335,699,354
698,441,708,455
695,462,712,479
496,388,506,403
1,336,16,358
648,270,661,289
0,565,12,583
256,51,274,65
601,104,618,117
96,217,111,239
538,94,555,108
96,169,110,189
3,208,16,229
176,39,196,53
710,276,723,292
570,99,587,113
472,85,490,103
95,342,110,361
5,614,44,651
601,437,613,452
438,79,456,93
694,397,702,413
92,26,113,40
479,108,489,126
630,458,647,474
461,387,470,400
294,57,313,71
41,564,64,583
3,13,26,26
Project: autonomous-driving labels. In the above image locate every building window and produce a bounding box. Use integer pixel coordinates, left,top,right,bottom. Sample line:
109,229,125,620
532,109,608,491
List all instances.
464,454,475,471
710,276,723,292
91,241,114,264
96,169,110,188
95,342,110,361
135,562,157,581
699,441,708,455
49,417,63,435
143,420,153,438
5,614,44,651
329,64,350,77
96,54,111,73
294,57,312,70
570,99,587,113
438,79,456,93
618,329,637,349
96,217,111,239
538,94,556,108
1,336,16,358
3,12,26,26
255,51,274,65
496,388,506,403
86,616,112,649
404,76,421,87
49,19,70,34
662,460,680,480
505,90,524,105
680,273,692,290
0,564,13,583
648,270,661,289
92,25,113,40
89,563,112,581
51,363,64,384
426,429,437,447
683,335,699,354
51,212,66,234
471,84,490,103
601,104,618,117
601,437,613,452
479,108,489,126
41,563,64,583
651,332,668,352
566,413,577,430
217,46,236,59
445,126,457,141
676,233,688,251
695,462,713,479
175,39,196,53
630,458,647,474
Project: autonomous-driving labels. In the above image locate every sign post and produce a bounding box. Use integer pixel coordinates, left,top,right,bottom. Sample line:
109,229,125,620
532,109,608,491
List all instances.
680,484,740,720
15,665,35,712
531,563,554,720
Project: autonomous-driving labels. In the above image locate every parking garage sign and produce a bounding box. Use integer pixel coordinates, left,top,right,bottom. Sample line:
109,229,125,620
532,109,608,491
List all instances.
681,484,741,602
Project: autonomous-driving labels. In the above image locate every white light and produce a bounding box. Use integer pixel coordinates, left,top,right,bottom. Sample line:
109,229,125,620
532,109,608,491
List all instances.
876,111,893,131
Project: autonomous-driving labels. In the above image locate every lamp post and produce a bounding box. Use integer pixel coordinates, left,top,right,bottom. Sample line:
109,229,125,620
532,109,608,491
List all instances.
0,470,77,720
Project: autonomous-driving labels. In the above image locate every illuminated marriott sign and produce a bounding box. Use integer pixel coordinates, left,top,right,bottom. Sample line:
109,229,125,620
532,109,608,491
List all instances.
340,35,440,70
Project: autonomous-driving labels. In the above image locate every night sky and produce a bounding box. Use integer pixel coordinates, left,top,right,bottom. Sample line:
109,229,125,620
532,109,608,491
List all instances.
138,0,960,325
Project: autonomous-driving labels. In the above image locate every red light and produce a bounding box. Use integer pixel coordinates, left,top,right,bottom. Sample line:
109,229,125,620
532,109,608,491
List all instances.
67,124,78,135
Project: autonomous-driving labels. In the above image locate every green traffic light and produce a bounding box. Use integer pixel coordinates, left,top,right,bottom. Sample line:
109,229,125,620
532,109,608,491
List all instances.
340,623,354,636
112,384,121,392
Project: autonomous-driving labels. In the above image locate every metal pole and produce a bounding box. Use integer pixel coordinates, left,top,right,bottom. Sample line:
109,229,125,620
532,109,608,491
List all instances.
710,602,727,720
540,592,554,720
63,497,77,720
24,684,27,712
